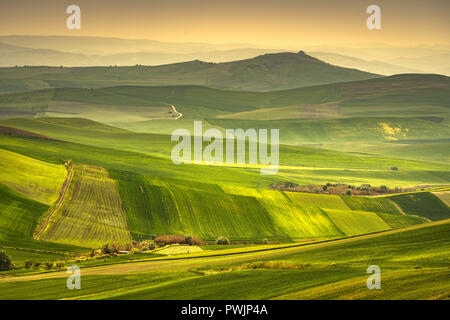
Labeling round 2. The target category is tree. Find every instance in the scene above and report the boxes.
[101,243,113,254]
[0,251,13,271]
[216,237,230,245]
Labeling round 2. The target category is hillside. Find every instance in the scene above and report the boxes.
[2,221,447,300]
[196,51,381,91]
[0,121,444,247]
[0,74,449,165]
[0,51,381,93]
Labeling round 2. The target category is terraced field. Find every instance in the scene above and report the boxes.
[39,165,132,248]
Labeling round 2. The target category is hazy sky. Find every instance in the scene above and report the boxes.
[0,0,449,46]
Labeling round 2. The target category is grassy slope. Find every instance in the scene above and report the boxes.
[0,182,48,247]
[208,116,450,145]
[131,221,450,300]
[376,213,428,229]
[39,165,132,248]
[0,148,66,205]
[0,182,85,264]
[112,171,428,242]
[1,118,448,187]
[0,52,380,93]
[387,192,450,221]
[0,121,445,243]
[0,73,447,116]
[3,220,445,300]
[340,195,401,215]
[1,76,449,165]
[323,209,390,236]
[110,171,344,241]
[433,190,450,206]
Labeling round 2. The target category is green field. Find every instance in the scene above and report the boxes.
[323,209,390,236]
[0,181,85,265]
[0,221,447,300]
[433,190,450,206]
[341,195,401,215]
[39,165,132,248]
[0,52,380,93]
[0,68,449,300]
[0,148,66,205]
[0,182,48,247]
[387,192,450,221]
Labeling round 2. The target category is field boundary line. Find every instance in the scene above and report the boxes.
[389,200,407,216]
[34,162,74,240]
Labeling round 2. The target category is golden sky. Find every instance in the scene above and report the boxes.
[0,0,449,46]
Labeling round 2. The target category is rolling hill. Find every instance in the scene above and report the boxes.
[0,119,444,248]
[0,51,381,93]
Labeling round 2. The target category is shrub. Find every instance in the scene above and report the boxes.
[24,261,33,269]
[101,243,124,254]
[130,248,140,254]
[101,243,113,255]
[153,235,203,246]
[111,243,124,253]
[154,235,185,246]
[44,262,54,270]
[137,240,157,251]
[55,261,65,269]
[0,251,13,271]
[216,237,230,245]
[184,235,202,246]
[391,166,399,171]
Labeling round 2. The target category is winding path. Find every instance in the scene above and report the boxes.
[170,104,182,120]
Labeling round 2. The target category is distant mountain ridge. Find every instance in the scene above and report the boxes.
[1,35,449,77]
[195,51,381,90]
[0,50,381,92]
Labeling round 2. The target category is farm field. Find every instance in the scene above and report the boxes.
[0,60,449,301]
[0,51,381,93]
[38,165,132,248]
[0,181,85,264]
[0,220,448,299]
[433,190,450,206]
[387,192,450,221]
[0,148,66,205]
